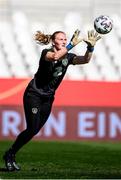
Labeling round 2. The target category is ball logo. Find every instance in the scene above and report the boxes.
[32,108,38,114]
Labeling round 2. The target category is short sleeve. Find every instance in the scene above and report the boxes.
[41,49,49,59]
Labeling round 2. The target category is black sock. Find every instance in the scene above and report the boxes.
[11,129,34,155]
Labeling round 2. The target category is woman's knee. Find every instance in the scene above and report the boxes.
[30,128,40,136]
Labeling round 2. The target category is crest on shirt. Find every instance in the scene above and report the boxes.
[62,58,68,66]
[32,108,38,114]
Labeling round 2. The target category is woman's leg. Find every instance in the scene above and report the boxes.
[11,95,53,154]
[3,92,54,171]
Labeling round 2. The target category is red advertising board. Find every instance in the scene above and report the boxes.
[0,78,121,141]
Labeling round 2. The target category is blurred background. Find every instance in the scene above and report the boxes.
[1,2,121,178]
[0,0,121,81]
[0,0,121,141]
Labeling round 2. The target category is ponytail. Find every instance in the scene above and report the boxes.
[34,31,51,45]
[34,30,65,45]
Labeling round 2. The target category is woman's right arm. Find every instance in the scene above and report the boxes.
[45,48,68,61]
[45,29,83,62]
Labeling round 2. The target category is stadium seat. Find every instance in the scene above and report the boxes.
[0,51,12,77]
[0,3,121,82]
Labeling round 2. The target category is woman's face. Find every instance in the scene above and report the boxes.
[53,32,67,50]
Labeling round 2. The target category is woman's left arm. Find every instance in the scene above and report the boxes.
[72,30,101,65]
[72,50,93,65]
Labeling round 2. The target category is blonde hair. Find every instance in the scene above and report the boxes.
[34,31,65,45]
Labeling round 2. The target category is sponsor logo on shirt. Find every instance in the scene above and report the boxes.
[53,58,68,77]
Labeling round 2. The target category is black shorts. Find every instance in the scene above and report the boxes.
[23,90,54,133]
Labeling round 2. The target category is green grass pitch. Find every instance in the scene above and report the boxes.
[0,140,121,179]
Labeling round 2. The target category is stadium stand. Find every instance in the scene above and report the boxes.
[0,0,121,81]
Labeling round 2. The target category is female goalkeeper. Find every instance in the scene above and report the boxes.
[3,29,101,171]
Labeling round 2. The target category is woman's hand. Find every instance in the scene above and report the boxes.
[70,29,83,46]
[83,30,101,47]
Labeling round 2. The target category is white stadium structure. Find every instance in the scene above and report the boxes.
[0,0,121,81]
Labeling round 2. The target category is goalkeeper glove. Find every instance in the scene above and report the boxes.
[66,29,82,51]
[83,30,101,52]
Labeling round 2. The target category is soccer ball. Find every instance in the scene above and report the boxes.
[94,15,113,34]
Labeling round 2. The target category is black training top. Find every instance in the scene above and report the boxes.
[27,48,76,97]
